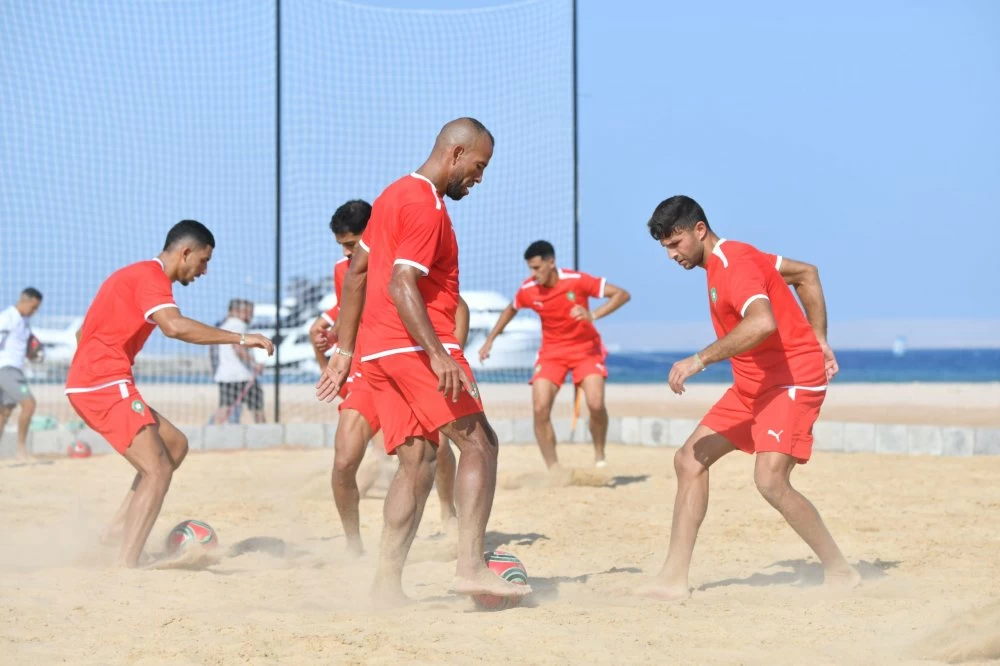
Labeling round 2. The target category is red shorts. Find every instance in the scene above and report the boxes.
[701,385,826,464]
[530,341,608,387]
[338,374,381,434]
[363,349,483,454]
[66,382,157,455]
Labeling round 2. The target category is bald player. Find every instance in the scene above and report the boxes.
[318,118,532,604]
[67,221,274,567]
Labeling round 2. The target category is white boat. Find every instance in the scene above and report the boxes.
[249,290,541,374]
[28,315,82,363]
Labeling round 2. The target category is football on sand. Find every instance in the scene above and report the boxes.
[67,441,91,458]
[166,519,219,555]
[473,550,529,611]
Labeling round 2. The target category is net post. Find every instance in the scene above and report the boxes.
[572,0,580,270]
[273,0,282,423]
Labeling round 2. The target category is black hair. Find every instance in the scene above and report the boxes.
[163,219,215,251]
[329,199,372,235]
[228,298,253,312]
[523,240,555,261]
[462,117,495,147]
[647,195,711,240]
[21,287,42,301]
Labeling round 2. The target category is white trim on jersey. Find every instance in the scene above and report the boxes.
[360,342,461,363]
[598,277,607,298]
[64,378,131,395]
[409,172,442,210]
[556,269,582,279]
[320,312,335,326]
[740,294,769,317]
[394,258,430,275]
[784,384,827,401]
[144,303,178,323]
[712,238,729,268]
[358,238,370,253]
[774,255,783,271]
[151,258,165,270]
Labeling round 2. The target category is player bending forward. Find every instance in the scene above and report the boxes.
[318,118,531,605]
[479,240,629,469]
[320,199,468,555]
[66,221,273,567]
[634,195,860,601]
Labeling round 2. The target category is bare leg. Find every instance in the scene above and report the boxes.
[372,437,437,605]
[754,452,860,588]
[579,375,608,466]
[15,397,36,460]
[357,437,392,498]
[118,425,174,567]
[252,409,266,424]
[103,409,188,545]
[435,437,458,533]
[332,409,374,556]
[634,426,735,601]
[0,407,11,454]
[440,414,533,599]
[531,379,560,469]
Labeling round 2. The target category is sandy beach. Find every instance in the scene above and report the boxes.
[20,381,1000,429]
[2,442,999,665]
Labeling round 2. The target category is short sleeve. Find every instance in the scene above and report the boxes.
[334,263,347,303]
[512,288,525,311]
[393,204,445,275]
[136,272,176,321]
[761,252,783,272]
[722,259,770,319]
[358,226,372,254]
[579,272,607,299]
[322,306,338,326]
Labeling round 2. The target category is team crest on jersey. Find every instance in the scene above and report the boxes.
[534,364,542,375]
[19,385,29,394]
[710,287,717,304]
[567,291,576,302]
[131,399,145,414]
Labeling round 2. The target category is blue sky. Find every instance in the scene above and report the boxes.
[357,0,1000,349]
[2,0,998,350]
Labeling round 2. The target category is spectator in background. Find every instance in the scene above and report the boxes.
[212,299,266,424]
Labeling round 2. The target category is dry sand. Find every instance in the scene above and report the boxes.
[23,381,1000,427]
[2,443,999,665]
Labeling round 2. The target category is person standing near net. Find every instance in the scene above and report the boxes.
[66,220,273,568]
[634,195,859,601]
[320,199,467,557]
[0,288,44,460]
[478,242,630,469]
[317,118,531,605]
[212,298,265,424]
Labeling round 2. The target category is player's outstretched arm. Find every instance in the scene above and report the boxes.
[668,299,777,394]
[151,308,274,355]
[777,256,838,379]
[592,282,631,320]
[478,303,518,363]
[455,296,471,348]
[316,248,368,401]
[390,265,472,402]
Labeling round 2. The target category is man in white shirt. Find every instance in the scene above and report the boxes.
[211,299,265,424]
[0,288,43,459]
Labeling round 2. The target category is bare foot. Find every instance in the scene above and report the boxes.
[344,539,365,558]
[632,578,691,602]
[823,565,862,590]
[595,459,607,469]
[450,568,533,598]
[370,582,414,609]
[15,449,35,462]
[143,545,221,571]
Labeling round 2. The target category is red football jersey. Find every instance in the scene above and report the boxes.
[514,269,605,353]
[357,173,461,360]
[66,259,176,391]
[321,257,350,326]
[706,239,825,396]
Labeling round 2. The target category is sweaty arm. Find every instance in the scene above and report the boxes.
[697,299,777,366]
[151,307,273,355]
[389,265,449,358]
[332,247,368,354]
[454,296,470,348]
[591,282,630,320]
[777,256,828,343]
